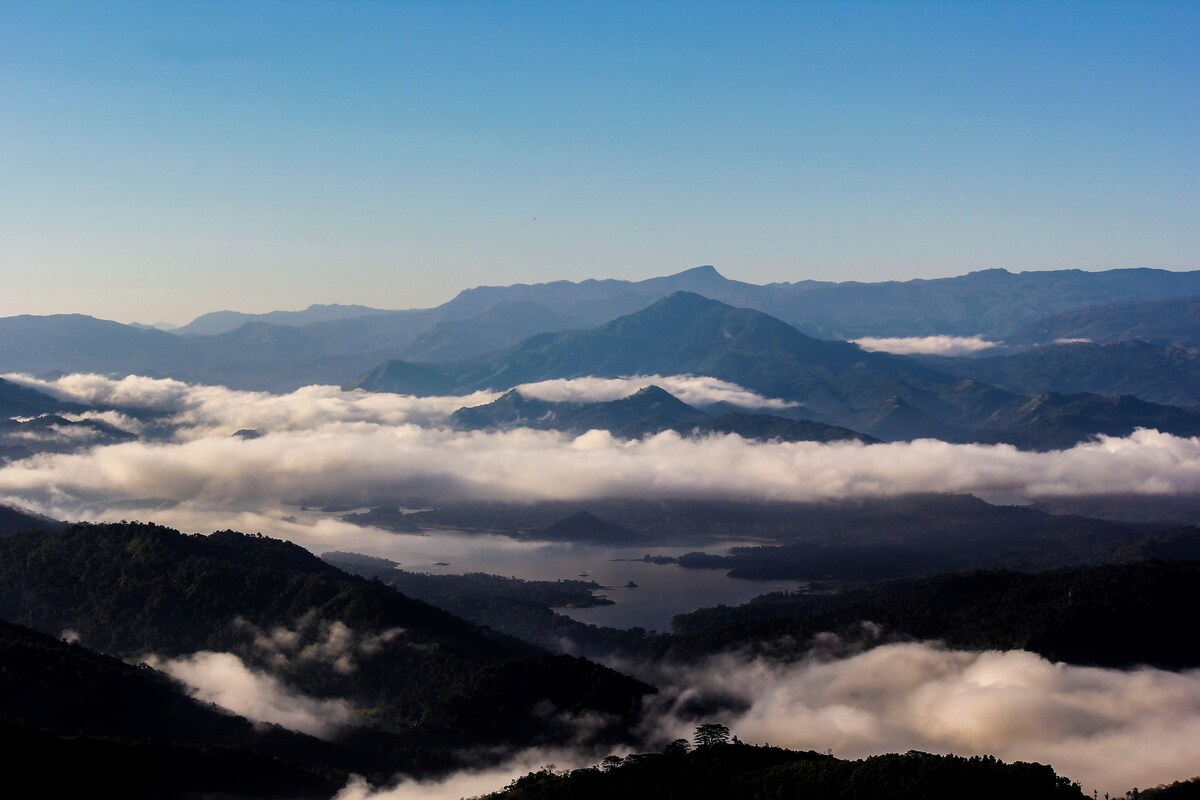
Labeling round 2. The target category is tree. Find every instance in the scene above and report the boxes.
[693,723,731,748]
[663,738,691,756]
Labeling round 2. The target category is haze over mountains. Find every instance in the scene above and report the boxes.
[3,266,1199,394]
[351,291,1200,446]
[4,264,1200,799]
[2,265,1199,457]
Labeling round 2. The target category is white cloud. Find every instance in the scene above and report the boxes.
[144,651,355,738]
[2,373,798,441]
[640,642,1200,797]
[1,372,499,439]
[2,425,1199,524]
[1054,338,1093,345]
[514,375,799,410]
[852,336,999,356]
[60,410,146,435]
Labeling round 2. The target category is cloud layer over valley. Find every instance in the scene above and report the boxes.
[3,374,1200,530]
[6,373,1200,798]
[323,641,1200,798]
[638,642,1200,796]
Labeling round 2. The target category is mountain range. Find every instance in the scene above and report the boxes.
[3,266,1200,393]
[5,283,1198,449]
[358,293,1200,445]
[451,384,876,443]
[0,522,652,755]
[925,340,1200,407]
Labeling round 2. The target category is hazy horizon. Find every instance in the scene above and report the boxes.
[4,1,1197,323]
[8,262,1200,328]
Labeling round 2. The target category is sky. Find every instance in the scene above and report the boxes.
[1,0,1197,324]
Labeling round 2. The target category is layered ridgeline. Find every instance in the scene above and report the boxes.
[0,376,139,462]
[352,293,1200,445]
[925,341,1200,407]
[328,552,1200,671]
[451,384,875,443]
[351,292,1017,441]
[0,374,86,417]
[0,524,652,777]
[3,266,1200,392]
[658,559,1200,669]
[341,493,1199,580]
[1006,294,1200,347]
[0,618,348,799]
[154,265,1200,341]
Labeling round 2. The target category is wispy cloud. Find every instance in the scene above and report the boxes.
[144,651,355,738]
[334,746,607,800]
[852,336,999,356]
[235,613,405,674]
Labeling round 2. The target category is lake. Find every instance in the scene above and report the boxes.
[344,527,800,632]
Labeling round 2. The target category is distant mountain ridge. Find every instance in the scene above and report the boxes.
[355,293,1200,446]
[451,385,876,443]
[1009,294,1200,346]
[438,265,1200,340]
[176,303,398,336]
[4,265,1199,391]
[924,341,1200,407]
[353,292,1019,440]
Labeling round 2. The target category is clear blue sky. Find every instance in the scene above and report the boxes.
[2,0,1197,323]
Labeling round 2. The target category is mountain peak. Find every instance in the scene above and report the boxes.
[668,264,725,280]
[631,384,674,399]
[539,510,638,543]
[619,384,700,413]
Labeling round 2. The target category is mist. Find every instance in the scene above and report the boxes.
[851,335,1000,356]
[144,651,355,739]
[2,416,1199,526]
[334,746,609,800]
[319,640,1200,799]
[6,373,1200,797]
[4,373,1200,545]
[630,642,1200,797]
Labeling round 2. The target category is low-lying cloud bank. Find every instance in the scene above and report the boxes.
[2,423,1198,522]
[852,335,999,356]
[640,642,1200,797]
[2,373,797,441]
[3,372,499,438]
[331,641,1200,799]
[14,372,1198,520]
[144,651,355,738]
